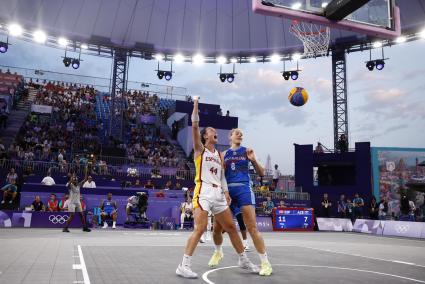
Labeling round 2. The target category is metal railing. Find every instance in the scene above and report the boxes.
[253,190,310,201]
[0,159,196,181]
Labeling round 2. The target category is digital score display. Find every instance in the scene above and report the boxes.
[272,207,314,231]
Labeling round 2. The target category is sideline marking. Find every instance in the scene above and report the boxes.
[298,245,425,268]
[202,264,425,284]
[72,245,91,284]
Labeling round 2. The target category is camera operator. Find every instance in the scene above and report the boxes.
[126,192,148,222]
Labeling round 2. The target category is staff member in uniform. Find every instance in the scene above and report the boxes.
[101,193,118,229]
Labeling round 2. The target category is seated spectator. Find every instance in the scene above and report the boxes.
[369,196,379,220]
[82,176,96,188]
[378,196,388,220]
[151,165,162,178]
[337,194,347,218]
[1,180,18,204]
[47,193,59,212]
[145,179,155,189]
[59,194,69,211]
[174,182,182,191]
[31,195,45,211]
[100,193,117,229]
[278,200,286,208]
[156,189,165,198]
[41,172,56,186]
[346,198,354,221]
[176,165,186,180]
[5,168,18,184]
[263,197,274,214]
[180,195,193,229]
[164,180,172,191]
[353,193,364,220]
[134,179,142,187]
[321,193,332,218]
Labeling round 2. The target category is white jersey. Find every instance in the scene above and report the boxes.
[195,148,222,187]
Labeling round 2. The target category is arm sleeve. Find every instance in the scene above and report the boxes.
[221,169,228,192]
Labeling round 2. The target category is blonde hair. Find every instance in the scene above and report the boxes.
[229,128,243,146]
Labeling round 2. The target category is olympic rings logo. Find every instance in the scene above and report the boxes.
[48,215,69,224]
[395,224,409,234]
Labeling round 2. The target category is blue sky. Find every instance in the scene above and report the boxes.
[1,38,425,174]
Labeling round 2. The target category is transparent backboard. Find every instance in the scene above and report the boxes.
[263,0,393,29]
[254,0,401,39]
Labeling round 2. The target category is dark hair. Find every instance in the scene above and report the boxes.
[200,128,208,145]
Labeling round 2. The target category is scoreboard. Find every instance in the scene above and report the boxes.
[272,207,314,231]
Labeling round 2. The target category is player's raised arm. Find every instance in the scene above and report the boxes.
[191,96,204,157]
[247,148,265,177]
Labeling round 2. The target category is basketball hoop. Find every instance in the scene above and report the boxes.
[290,20,331,58]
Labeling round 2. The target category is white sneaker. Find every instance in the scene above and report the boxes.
[102,222,108,229]
[244,244,252,252]
[200,235,206,243]
[112,224,116,229]
[8,200,12,204]
[176,264,198,279]
[238,257,260,273]
[1,201,4,204]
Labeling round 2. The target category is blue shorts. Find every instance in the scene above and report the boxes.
[228,185,255,215]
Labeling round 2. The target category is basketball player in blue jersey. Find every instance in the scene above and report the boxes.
[176,97,258,279]
[208,128,273,276]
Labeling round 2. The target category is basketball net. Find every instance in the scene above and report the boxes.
[290,20,331,58]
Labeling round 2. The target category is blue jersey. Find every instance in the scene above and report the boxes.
[102,200,116,213]
[224,146,251,184]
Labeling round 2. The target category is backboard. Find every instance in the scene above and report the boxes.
[253,0,401,39]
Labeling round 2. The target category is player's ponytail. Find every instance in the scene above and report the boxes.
[200,128,207,145]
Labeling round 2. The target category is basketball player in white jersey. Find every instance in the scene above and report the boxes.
[176,96,258,279]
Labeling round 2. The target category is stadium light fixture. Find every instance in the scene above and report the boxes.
[193,54,205,65]
[249,56,257,63]
[164,71,172,81]
[292,53,302,61]
[174,53,184,64]
[58,37,69,47]
[290,71,299,80]
[230,57,238,63]
[321,2,329,8]
[373,41,382,48]
[154,53,164,61]
[270,54,281,64]
[0,42,8,53]
[226,73,235,83]
[375,59,385,71]
[33,30,47,43]
[217,56,227,65]
[419,29,425,39]
[366,60,375,71]
[81,43,88,50]
[63,57,72,67]
[291,2,302,10]
[282,71,291,80]
[219,73,227,82]
[395,36,406,44]
[157,70,165,80]
[8,23,23,37]
[71,58,80,69]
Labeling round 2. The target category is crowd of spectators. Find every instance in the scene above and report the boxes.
[322,191,420,222]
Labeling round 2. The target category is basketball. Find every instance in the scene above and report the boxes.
[288,87,309,107]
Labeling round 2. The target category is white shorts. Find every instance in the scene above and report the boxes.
[193,183,228,215]
[68,202,82,213]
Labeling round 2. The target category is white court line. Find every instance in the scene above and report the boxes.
[202,264,425,284]
[75,245,91,284]
[298,245,425,268]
